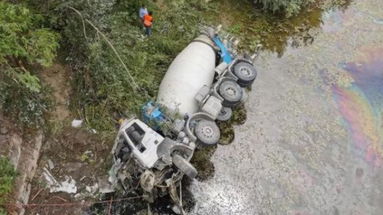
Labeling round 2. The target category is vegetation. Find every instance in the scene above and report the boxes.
[0,0,349,132]
[0,1,59,128]
[0,157,17,212]
[255,0,314,17]
[21,0,209,134]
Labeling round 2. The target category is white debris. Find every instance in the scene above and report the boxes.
[42,168,77,194]
[71,119,83,128]
[98,176,115,193]
[47,159,54,170]
[85,183,99,194]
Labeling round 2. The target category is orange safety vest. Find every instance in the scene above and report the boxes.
[143,14,153,27]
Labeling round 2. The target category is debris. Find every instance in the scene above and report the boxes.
[98,176,114,193]
[31,188,44,201]
[80,150,94,162]
[85,183,99,194]
[42,168,77,193]
[47,159,54,170]
[71,119,83,128]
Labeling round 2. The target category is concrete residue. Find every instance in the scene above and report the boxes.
[42,168,78,194]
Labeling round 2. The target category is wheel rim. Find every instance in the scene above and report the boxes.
[201,126,214,138]
[239,66,253,78]
[222,82,238,100]
[225,86,236,97]
[195,120,220,145]
[233,62,257,83]
[219,80,243,105]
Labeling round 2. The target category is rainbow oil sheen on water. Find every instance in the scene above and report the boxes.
[333,48,383,167]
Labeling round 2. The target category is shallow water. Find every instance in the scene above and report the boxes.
[190,0,383,214]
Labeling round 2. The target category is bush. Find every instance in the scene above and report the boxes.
[255,0,314,16]
[0,157,17,213]
[0,2,59,128]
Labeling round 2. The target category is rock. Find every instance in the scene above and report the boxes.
[10,132,43,215]
[8,134,23,167]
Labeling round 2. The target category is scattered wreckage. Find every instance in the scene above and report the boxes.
[109,26,259,213]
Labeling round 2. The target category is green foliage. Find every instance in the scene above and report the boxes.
[0,208,6,215]
[0,156,17,208]
[0,2,59,66]
[0,2,59,128]
[15,71,42,93]
[0,67,51,127]
[48,0,207,132]
[255,0,314,16]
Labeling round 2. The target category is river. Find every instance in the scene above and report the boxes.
[190,0,383,214]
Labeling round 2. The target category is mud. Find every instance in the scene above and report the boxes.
[189,0,383,214]
[40,64,71,122]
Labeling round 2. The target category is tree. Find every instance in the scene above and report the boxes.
[0,2,59,127]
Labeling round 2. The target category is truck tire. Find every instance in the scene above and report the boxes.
[232,62,257,87]
[217,107,232,121]
[172,154,198,178]
[194,120,220,145]
[219,79,243,107]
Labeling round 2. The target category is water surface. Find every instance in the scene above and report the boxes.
[190,0,383,214]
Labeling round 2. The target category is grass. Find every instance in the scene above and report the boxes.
[0,156,17,213]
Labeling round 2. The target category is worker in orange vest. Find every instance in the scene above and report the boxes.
[143,11,153,36]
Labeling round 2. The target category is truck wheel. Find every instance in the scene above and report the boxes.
[219,79,243,107]
[172,154,198,178]
[233,62,257,87]
[217,107,232,121]
[194,120,220,145]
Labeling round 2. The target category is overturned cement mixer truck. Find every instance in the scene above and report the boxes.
[109,26,258,212]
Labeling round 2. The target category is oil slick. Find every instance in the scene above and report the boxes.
[333,48,383,167]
